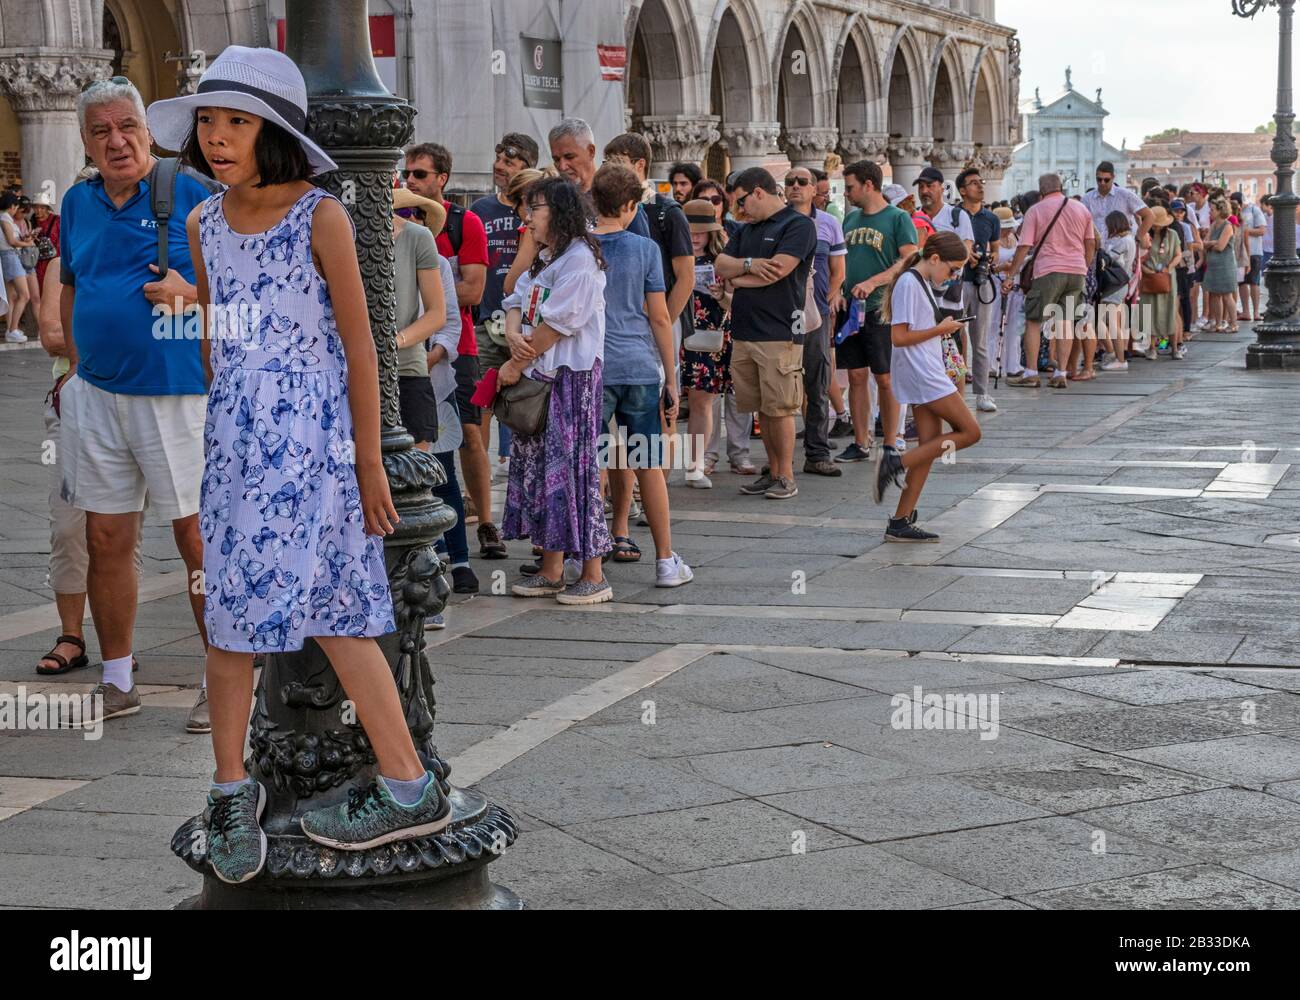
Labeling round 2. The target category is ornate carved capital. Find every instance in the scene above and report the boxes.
[888,136,934,163]
[637,115,721,165]
[931,141,976,168]
[0,48,115,113]
[969,144,1015,176]
[839,133,890,162]
[719,122,783,160]
[783,127,840,163]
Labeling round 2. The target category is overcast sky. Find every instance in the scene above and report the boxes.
[999,0,1276,150]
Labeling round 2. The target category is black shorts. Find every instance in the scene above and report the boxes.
[836,314,891,374]
[398,376,440,445]
[1246,255,1264,286]
[453,352,482,424]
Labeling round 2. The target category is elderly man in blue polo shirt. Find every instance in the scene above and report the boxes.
[58,77,212,730]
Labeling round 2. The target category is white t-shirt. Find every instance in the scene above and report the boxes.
[1190,201,1211,234]
[0,211,17,249]
[502,240,607,377]
[888,270,959,406]
[1241,203,1266,256]
[927,205,974,307]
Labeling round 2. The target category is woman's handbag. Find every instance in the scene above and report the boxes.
[17,245,38,270]
[940,335,969,387]
[683,327,724,353]
[1094,249,1130,301]
[34,234,56,262]
[492,375,553,437]
[1140,269,1171,296]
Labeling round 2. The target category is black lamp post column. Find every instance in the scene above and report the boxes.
[1239,0,1300,368]
[171,0,518,908]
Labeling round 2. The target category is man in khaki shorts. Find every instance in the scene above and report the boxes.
[1003,173,1096,388]
[57,77,212,729]
[714,168,817,500]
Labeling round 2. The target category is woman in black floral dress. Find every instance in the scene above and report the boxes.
[680,198,733,488]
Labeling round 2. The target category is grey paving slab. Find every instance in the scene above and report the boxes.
[0,731,193,780]
[1225,846,1300,891]
[578,701,805,760]
[1008,704,1248,752]
[938,898,1037,910]
[877,816,1190,896]
[1118,735,1300,791]
[475,731,739,825]
[947,626,1104,657]
[1229,636,1300,668]
[759,775,1048,843]
[475,825,653,909]
[36,773,206,817]
[672,844,992,910]
[669,742,911,797]
[1088,630,1246,665]
[433,653,628,680]
[477,610,845,649]
[1044,670,1273,706]
[914,576,1093,615]
[0,806,190,860]
[1161,691,1300,733]
[646,652,867,711]
[1075,788,1300,859]
[951,753,1225,814]
[820,621,975,652]
[1018,863,1300,909]
[433,672,593,727]
[0,852,200,909]
[566,798,856,874]
[741,649,1030,693]
[435,636,671,662]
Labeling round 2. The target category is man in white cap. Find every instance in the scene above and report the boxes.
[57,75,213,729]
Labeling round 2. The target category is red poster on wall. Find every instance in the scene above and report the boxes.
[598,45,626,82]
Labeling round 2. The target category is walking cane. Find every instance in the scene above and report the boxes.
[991,289,1008,389]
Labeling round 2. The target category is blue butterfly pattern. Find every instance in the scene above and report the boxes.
[196,187,395,653]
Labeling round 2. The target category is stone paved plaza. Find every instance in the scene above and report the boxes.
[2,328,1300,910]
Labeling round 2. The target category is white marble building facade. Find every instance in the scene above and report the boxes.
[0,0,1021,205]
[1005,69,1129,200]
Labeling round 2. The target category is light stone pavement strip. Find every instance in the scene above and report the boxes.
[3,330,1300,908]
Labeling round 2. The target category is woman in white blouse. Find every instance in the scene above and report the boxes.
[500,177,615,605]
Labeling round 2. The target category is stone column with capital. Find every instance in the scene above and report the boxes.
[782,126,839,171]
[637,114,720,178]
[838,133,890,167]
[0,48,114,208]
[720,121,785,174]
[972,145,1015,203]
[888,136,934,190]
[930,141,976,193]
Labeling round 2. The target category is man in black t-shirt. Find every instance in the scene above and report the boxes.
[715,168,817,501]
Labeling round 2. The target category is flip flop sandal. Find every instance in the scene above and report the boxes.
[611,536,642,563]
[36,634,89,676]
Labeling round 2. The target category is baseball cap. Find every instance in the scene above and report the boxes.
[913,166,945,186]
[882,183,909,206]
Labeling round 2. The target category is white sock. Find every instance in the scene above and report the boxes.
[451,561,470,570]
[102,654,133,692]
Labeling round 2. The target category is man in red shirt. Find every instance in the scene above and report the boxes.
[402,142,500,581]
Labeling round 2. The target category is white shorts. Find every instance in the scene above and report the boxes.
[59,375,205,520]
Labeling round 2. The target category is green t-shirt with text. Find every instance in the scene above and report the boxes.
[842,205,918,314]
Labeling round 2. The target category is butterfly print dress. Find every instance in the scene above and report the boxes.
[198,187,395,652]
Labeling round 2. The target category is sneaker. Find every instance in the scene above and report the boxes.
[829,416,853,439]
[1145,346,1158,361]
[477,522,508,560]
[803,459,842,477]
[872,447,906,504]
[1174,345,1188,360]
[893,437,907,454]
[1100,360,1129,372]
[1048,375,1068,389]
[739,467,775,495]
[835,442,871,463]
[186,688,211,734]
[655,553,694,588]
[1192,317,1211,331]
[63,681,140,727]
[885,516,940,542]
[206,780,268,884]
[300,773,452,851]
[451,565,479,594]
[976,395,997,413]
[686,472,713,489]
[556,578,614,605]
[4,330,28,344]
[424,613,446,630]
[1006,374,1041,387]
[765,476,799,500]
[511,573,564,598]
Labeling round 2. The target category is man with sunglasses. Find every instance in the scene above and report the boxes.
[955,167,1003,413]
[402,142,496,587]
[1082,162,1152,250]
[785,166,846,476]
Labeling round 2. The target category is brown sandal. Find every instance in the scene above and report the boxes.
[36,634,89,676]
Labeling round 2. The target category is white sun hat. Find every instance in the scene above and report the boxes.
[146,45,337,176]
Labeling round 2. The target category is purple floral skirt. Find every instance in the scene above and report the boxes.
[501,362,613,562]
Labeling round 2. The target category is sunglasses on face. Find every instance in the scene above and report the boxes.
[400,169,439,181]
[736,191,752,210]
[495,145,528,163]
[785,177,811,187]
[1096,176,1113,184]
[703,195,724,205]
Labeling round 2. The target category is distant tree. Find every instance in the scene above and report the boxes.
[1255,121,1277,134]
[1144,127,1185,143]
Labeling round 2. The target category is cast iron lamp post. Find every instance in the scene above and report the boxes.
[1236,0,1300,368]
[171,0,519,908]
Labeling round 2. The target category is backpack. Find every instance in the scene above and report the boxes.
[1094,247,1131,301]
[149,157,221,278]
[641,193,694,334]
[441,201,466,255]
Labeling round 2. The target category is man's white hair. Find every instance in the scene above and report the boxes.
[548,117,594,149]
[77,77,148,132]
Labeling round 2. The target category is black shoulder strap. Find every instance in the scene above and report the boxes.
[150,157,181,279]
[907,267,942,325]
[443,202,465,253]
[951,205,963,230]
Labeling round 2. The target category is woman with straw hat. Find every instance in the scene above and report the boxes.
[1141,204,1184,359]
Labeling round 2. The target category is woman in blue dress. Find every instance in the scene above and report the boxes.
[148,46,451,886]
